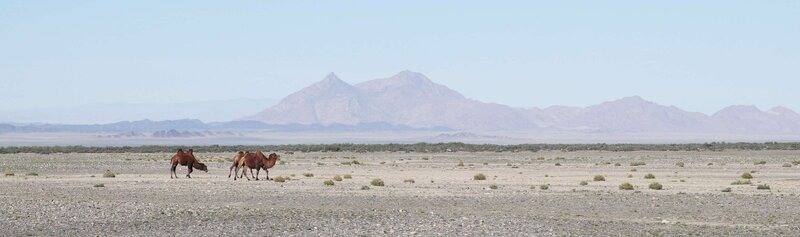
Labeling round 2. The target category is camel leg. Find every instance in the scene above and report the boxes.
[241,167,251,181]
[171,162,178,179]
[186,162,193,179]
[265,169,271,180]
[255,169,260,181]
[233,165,239,180]
[228,163,235,178]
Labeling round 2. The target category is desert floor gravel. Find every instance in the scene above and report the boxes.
[2,150,800,236]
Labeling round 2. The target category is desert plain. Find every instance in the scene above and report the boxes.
[1,150,799,236]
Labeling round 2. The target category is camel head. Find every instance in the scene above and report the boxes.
[194,162,208,172]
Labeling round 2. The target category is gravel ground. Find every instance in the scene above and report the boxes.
[1,150,800,236]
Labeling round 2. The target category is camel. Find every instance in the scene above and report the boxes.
[170,148,208,179]
[233,151,279,181]
[227,151,247,178]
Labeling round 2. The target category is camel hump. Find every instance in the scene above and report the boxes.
[177,148,183,153]
[238,151,244,154]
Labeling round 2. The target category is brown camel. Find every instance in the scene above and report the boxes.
[170,149,208,179]
[234,151,279,181]
[228,151,247,178]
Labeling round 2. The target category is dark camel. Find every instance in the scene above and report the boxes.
[170,149,208,179]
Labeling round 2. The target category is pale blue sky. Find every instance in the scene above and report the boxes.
[1,1,798,115]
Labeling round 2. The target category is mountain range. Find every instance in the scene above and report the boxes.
[243,71,800,134]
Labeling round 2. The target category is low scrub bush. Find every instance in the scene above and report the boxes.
[757,184,770,190]
[741,172,753,179]
[648,182,663,190]
[593,175,605,181]
[371,178,384,186]
[619,183,634,190]
[474,173,487,180]
[323,180,335,186]
[333,175,343,181]
[273,176,286,183]
[644,173,656,179]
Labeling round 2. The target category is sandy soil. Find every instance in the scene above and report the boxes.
[1,150,800,236]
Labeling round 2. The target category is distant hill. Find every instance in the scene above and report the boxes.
[243,71,534,130]
[243,71,800,135]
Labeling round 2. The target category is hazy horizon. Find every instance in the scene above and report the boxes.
[1,1,798,115]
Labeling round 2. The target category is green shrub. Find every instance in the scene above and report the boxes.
[333,175,343,181]
[483,162,488,165]
[340,161,352,165]
[103,171,116,178]
[676,161,685,167]
[404,179,415,184]
[648,182,663,190]
[614,163,621,166]
[489,184,498,189]
[343,174,352,179]
[721,187,732,193]
[371,179,384,186]
[757,184,770,190]
[474,173,487,180]
[93,183,105,188]
[274,176,286,183]
[457,160,464,167]
[26,172,38,176]
[630,161,646,166]
[731,180,752,185]
[627,174,633,178]
[754,160,766,165]
[644,173,656,179]
[323,180,335,186]
[303,173,314,177]
[619,183,634,190]
[593,175,605,181]
[741,172,753,179]
[579,180,588,186]
[422,157,429,160]
[554,163,561,166]
[352,160,361,165]
[782,163,792,167]
[4,171,14,176]
[539,184,549,190]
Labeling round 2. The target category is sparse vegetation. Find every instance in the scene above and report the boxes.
[630,161,646,166]
[782,163,792,167]
[303,173,314,177]
[619,183,634,190]
[627,174,633,178]
[741,172,753,179]
[579,181,588,186]
[26,172,38,176]
[555,163,561,166]
[722,187,732,192]
[103,171,116,178]
[731,180,752,185]
[757,184,770,190]
[754,160,767,165]
[323,180,335,186]
[273,176,286,183]
[457,160,464,167]
[644,173,655,179]
[371,178,385,186]
[5,171,14,176]
[474,173,487,180]
[343,174,352,179]
[648,182,663,190]
[676,161,685,167]
[489,184,498,189]
[593,175,605,181]
[333,175,343,181]
[360,185,370,190]
[93,183,105,188]
[404,179,415,184]
[539,184,549,190]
